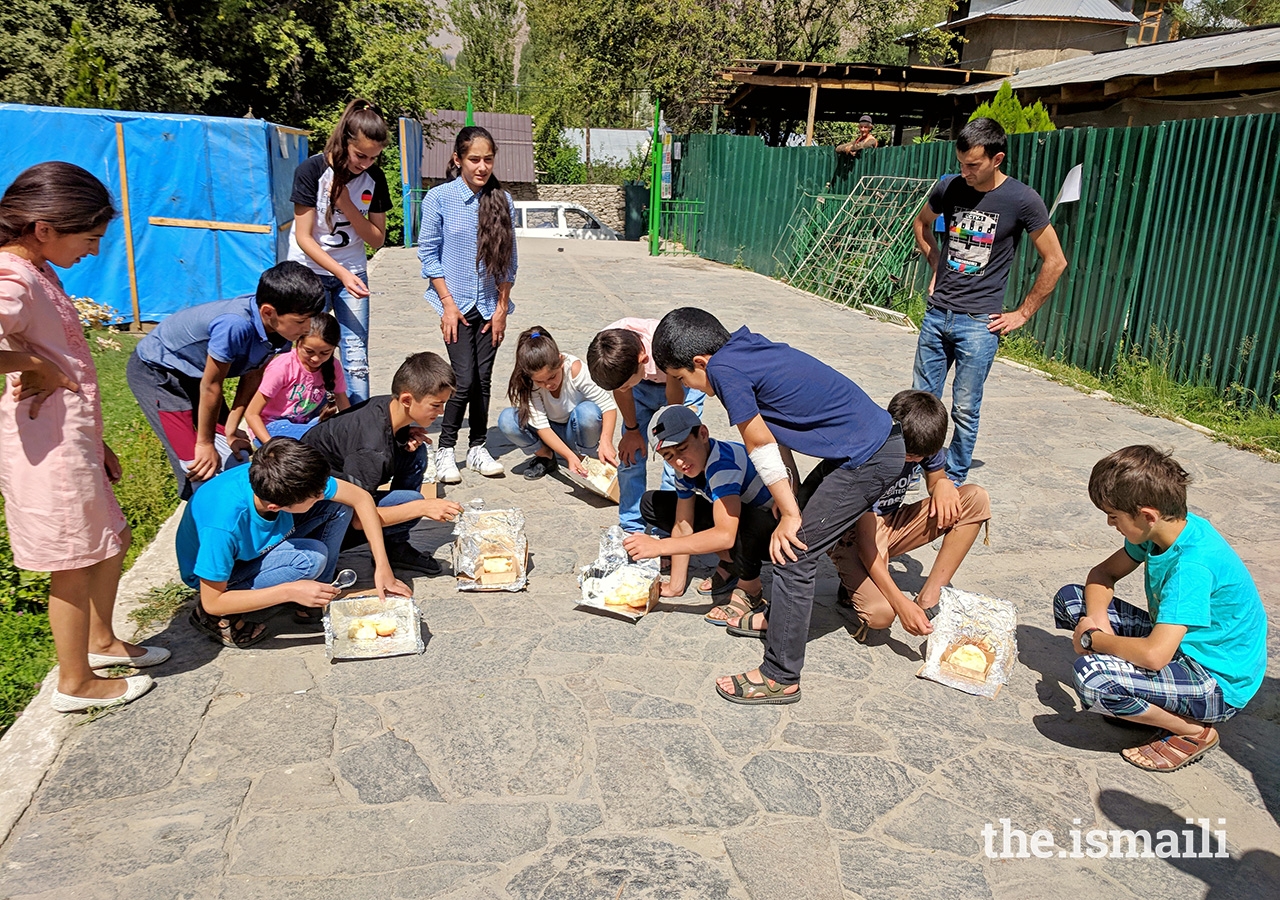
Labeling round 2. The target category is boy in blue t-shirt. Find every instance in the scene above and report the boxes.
[177,437,409,648]
[829,390,991,639]
[1056,445,1267,772]
[621,404,776,625]
[652,308,905,706]
[128,261,326,498]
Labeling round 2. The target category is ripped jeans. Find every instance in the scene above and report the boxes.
[320,271,370,404]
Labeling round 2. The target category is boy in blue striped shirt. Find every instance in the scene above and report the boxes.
[623,405,775,626]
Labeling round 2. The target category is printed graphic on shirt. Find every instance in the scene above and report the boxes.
[946,208,998,276]
[283,382,330,423]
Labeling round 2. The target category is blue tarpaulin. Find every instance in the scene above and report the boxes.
[0,103,307,323]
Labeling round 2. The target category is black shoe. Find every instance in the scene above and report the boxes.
[523,456,558,480]
[386,542,442,576]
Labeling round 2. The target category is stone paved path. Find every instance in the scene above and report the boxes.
[1,240,1277,899]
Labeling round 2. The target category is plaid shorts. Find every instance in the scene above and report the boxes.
[1053,584,1237,723]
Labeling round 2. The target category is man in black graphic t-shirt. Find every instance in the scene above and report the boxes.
[911,117,1067,484]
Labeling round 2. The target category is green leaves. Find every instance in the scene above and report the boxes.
[970,82,1057,134]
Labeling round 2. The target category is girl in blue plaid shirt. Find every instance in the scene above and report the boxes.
[417,126,518,482]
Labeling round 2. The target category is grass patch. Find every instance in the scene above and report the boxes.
[0,331,179,736]
[127,582,196,640]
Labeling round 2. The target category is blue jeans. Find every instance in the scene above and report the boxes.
[319,271,370,405]
[356,444,429,546]
[227,499,353,594]
[616,381,706,532]
[497,402,603,459]
[911,305,999,484]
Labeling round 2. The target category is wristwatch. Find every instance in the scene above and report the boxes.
[1080,628,1101,651]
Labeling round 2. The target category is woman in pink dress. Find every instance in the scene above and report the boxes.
[0,162,163,712]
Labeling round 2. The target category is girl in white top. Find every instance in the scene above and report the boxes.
[498,325,617,481]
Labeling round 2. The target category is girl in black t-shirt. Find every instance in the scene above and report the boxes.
[287,99,392,404]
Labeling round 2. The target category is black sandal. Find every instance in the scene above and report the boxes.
[189,603,268,649]
[289,604,325,628]
[696,562,739,596]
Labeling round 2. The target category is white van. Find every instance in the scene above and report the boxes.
[513,201,619,240]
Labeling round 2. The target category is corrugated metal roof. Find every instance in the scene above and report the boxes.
[942,0,1138,28]
[948,24,1280,94]
[419,110,536,183]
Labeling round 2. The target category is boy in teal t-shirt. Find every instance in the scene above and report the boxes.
[1055,445,1267,772]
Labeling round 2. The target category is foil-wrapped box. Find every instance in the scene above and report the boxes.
[568,458,619,503]
[453,506,528,592]
[324,593,423,660]
[916,586,1017,699]
[577,526,660,620]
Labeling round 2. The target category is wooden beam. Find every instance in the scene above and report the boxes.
[147,217,273,234]
[805,83,818,146]
[113,123,141,331]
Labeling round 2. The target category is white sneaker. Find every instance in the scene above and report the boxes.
[436,447,461,484]
[466,446,504,477]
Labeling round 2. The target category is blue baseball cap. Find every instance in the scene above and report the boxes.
[648,404,702,450]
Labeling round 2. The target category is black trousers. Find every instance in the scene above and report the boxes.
[761,428,905,685]
[439,307,499,450]
[639,490,776,581]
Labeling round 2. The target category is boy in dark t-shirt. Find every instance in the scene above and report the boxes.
[911,117,1067,485]
[302,352,462,576]
[653,309,905,706]
[828,390,991,640]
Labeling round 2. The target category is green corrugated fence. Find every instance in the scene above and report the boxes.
[670,117,1280,405]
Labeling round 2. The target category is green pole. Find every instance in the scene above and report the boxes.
[465,87,474,126]
[648,97,661,256]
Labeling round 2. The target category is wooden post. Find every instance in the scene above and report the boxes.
[113,123,142,332]
[805,82,819,146]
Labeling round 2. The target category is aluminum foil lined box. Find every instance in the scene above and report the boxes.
[324,593,424,660]
[916,586,1018,699]
[577,526,660,620]
[568,458,619,504]
[453,507,529,591]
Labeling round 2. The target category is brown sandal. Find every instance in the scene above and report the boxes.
[1123,727,1219,772]
[716,671,801,705]
[189,604,268,649]
[705,587,765,625]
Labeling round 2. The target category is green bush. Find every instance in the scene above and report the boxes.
[970,82,1056,134]
[0,332,178,735]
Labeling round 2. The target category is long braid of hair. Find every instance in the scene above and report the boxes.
[323,99,388,228]
[507,325,562,428]
[449,126,513,285]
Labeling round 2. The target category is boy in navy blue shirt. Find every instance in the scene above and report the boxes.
[653,308,904,705]
[621,404,776,625]
[177,437,409,648]
[128,261,326,498]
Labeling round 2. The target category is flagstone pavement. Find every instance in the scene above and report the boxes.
[0,239,1277,899]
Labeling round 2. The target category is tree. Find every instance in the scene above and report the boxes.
[1175,0,1280,37]
[970,81,1055,134]
[62,19,120,109]
[448,0,523,112]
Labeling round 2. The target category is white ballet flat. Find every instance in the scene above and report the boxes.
[86,645,171,669]
[51,674,154,713]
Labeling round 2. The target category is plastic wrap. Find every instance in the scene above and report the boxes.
[916,586,1017,699]
[324,594,424,660]
[577,526,660,620]
[453,505,529,591]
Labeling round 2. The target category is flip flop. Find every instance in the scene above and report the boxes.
[716,671,801,705]
[704,588,765,626]
[726,610,769,640]
[1123,727,1219,773]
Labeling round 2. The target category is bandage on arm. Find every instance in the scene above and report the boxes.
[739,415,800,516]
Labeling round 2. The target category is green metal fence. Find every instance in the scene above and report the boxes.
[671,117,1280,405]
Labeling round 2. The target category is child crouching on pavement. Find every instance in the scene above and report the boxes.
[178,437,410,648]
[621,404,776,624]
[1055,445,1266,772]
[828,390,990,640]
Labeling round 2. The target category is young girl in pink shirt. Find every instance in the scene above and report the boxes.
[0,162,162,713]
[244,312,350,443]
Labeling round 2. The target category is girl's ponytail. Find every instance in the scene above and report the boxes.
[0,162,116,246]
[449,126,513,284]
[506,326,562,428]
[309,313,342,393]
[324,99,389,227]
